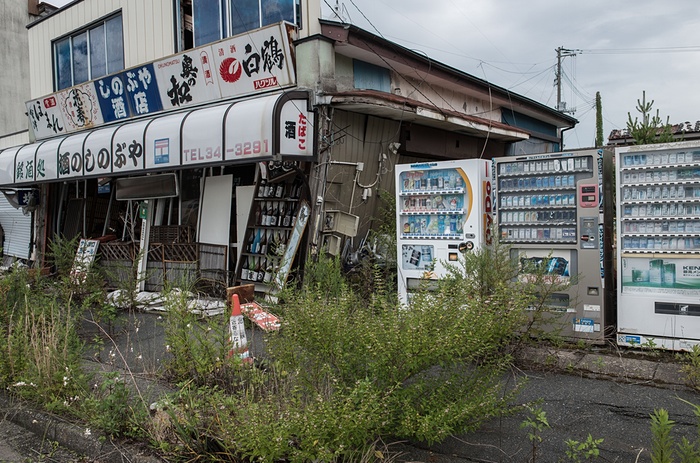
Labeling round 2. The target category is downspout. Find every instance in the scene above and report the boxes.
[559,125,575,152]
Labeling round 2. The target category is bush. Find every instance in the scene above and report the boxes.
[149,243,535,462]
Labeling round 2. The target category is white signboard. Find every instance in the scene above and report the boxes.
[278,98,312,157]
[58,83,104,132]
[212,22,296,99]
[153,46,221,110]
[26,95,68,140]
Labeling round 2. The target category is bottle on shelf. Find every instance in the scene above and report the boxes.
[240,255,249,280]
[291,178,302,199]
[275,182,284,198]
[250,229,259,254]
[266,202,274,226]
[263,258,274,284]
[255,258,264,282]
[277,201,284,225]
[246,230,255,253]
[272,202,279,226]
[254,202,262,226]
[259,229,268,255]
[282,203,292,227]
[258,178,267,198]
[247,256,257,281]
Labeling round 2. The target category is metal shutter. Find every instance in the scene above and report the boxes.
[0,196,32,260]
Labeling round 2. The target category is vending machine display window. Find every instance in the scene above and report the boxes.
[496,155,594,244]
[493,149,614,343]
[397,168,470,240]
[396,160,492,306]
[616,143,700,350]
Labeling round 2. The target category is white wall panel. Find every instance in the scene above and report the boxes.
[29,0,175,98]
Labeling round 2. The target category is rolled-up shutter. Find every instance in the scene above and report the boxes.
[0,196,32,260]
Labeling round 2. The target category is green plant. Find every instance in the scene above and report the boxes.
[521,405,550,463]
[0,268,88,410]
[564,434,603,462]
[639,338,663,359]
[343,189,398,300]
[651,409,675,463]
[161,279,237,387]
[680,345,700,390]
[89,371,142,437]
[677,436,700,463]
[593,357,605,371]
[503,245,577,346]
[626,90,675,145]
[147,246,534,462]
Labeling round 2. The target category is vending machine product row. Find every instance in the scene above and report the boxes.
[395,159,493,305]
[493,148,615,342]
[616,141,700,350]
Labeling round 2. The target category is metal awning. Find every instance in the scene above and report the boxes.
[0,91,314,188]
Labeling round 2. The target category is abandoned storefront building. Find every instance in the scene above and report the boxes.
[0,0,575,298]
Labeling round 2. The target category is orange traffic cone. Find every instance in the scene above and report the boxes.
[229,294,252,363]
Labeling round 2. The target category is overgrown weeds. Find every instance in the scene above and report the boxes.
[143,242,542,462]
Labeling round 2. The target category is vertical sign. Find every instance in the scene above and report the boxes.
[153,46,221,110]
[278,98,311,157]
[26,95,67,140]
[123,64,163,116]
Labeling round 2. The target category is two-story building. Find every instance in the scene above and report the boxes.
[0,0,576,296]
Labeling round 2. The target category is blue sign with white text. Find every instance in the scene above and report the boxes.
[95,65,163,122]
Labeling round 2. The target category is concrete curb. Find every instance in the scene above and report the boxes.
[515,346,691,389]
[0,393,163,463]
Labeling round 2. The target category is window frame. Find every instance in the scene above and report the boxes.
[186,0,300,49]
[52,11,124,91]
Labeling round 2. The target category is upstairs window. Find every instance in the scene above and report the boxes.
[353,60,391,93]
[54,14,124,91]
[184,0,299,49]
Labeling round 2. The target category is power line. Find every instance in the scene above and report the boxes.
[580,46,700,55]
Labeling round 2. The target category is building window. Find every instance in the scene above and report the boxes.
[353,60,391,93]
[54,14,124,91]
[185,0,299,49]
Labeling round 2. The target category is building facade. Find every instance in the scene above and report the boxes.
[0,0,576,295]
[0,0,57,263]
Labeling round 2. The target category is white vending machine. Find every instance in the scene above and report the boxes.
[395,159,493,305]
[616,141,700,351]
[492,149,615,343]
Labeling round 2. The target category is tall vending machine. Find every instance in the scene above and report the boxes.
[492,149,615,342]
[396,159,493,305]
[616,141,700,351]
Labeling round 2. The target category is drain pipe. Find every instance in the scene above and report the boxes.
[560,125,575,151]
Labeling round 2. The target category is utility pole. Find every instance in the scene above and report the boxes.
[555,47,580,114]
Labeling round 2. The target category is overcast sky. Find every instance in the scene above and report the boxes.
[321,0,700,150]
[48,0,700,151]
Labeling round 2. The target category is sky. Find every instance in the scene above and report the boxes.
[47,0,700,150]
[319,0,700,150]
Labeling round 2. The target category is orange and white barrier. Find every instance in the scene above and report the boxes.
[228,294,252,363]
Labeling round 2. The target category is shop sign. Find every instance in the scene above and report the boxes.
[58,83,104,132]
[94,64,163,122]
[212,23,295,99]
[28,22,296,141]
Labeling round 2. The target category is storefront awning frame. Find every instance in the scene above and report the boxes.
[0,90,315,188]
